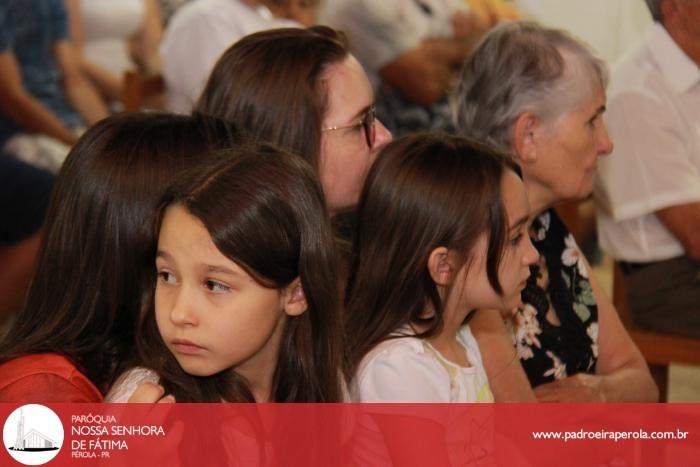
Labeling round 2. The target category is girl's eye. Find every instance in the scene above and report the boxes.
[510,233,523,247]
[158,271,176,284]
[205,280,230,293]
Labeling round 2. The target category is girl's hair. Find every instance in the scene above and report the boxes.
[344,132,520,379]
[194,26,350,173]
[138,142,343,402]
[0,112,241,392]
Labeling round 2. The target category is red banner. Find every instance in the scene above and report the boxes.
[1,403,698,466]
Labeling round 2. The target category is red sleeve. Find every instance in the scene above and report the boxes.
[0,373,102,403]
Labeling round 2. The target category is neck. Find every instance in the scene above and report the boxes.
[666,24,700,67]
[423,305,471,368]
[233,318,286,403]
[424,290,470,350]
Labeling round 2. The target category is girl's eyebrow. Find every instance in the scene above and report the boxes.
[206,265,240,277]
[156,250,172,261]
[156,250,240,276]
[509,215,529,233]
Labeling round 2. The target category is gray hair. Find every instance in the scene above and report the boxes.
[451,21,608,155]
[644,0,663,22]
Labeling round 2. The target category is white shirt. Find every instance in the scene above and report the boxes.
[105,366,159,402]
[321,0,468,88]
[351,324,493,403]
[348,325,494,466]
[595,22,700,262]
[160,0,297,113]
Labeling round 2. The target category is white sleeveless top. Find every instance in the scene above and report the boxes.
[348,324,496,466]
[80,0,145,74]
[351,324,493,403]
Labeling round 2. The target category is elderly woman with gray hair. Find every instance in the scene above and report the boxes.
[452,21,658,402]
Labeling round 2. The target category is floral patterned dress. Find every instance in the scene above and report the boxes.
[509,209,598,387]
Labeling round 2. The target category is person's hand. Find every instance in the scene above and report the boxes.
[534,373,606,402]
[127,381,175,403]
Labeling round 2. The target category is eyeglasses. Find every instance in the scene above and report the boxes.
[321,105,376,148]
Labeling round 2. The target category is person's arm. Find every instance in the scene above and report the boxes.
[655,202,700,260]
[451,8,490,39]
[128,0,164,75]
[75,55,124,102]
[379,35,479,106]
[469,310,536,401]
[533,255,658,402]
[53,39,108,126]
[340,0,482,106]
[0,50,78,145]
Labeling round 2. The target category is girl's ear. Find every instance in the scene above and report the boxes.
[512,112,539,165]
[282,277,308,316]
[427,246,454,286]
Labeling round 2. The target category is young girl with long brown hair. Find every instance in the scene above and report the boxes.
[108,142,344,403]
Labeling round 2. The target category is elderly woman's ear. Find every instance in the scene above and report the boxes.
[512,111,539,164]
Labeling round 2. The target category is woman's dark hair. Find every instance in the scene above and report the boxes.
[344,132,520,380]
[138,142,343,402]
[195,26,350,172]
[0,112,241,392]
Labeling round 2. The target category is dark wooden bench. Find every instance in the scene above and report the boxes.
[612,263,700,401]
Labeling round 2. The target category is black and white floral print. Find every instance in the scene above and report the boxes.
[511,209,598,387]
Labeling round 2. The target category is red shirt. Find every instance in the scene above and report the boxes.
[0,353,102,402]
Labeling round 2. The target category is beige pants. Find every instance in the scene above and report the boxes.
[624,255,700,338]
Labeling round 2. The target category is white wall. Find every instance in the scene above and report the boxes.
[513,0,652,64]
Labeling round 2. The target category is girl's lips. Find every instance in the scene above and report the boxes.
[171,338,205,354]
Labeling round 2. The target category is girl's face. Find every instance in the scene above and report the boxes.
[154,205,292,380]
[319,55,392,214]
[458,171,539,312]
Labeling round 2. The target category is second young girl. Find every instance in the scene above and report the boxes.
[108,142,344,403]
[345,132,539,402]
[343,132,539,466]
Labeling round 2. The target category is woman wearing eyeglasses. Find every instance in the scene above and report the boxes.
[195,26,392,215]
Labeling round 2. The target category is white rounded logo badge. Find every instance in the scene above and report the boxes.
[3,404,64,465]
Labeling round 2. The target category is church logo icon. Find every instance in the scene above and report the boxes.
[3,404,63,465]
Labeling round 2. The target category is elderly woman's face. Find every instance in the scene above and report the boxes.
[533,85,613,204]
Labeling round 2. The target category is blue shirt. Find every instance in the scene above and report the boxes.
[0,0,83,145]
